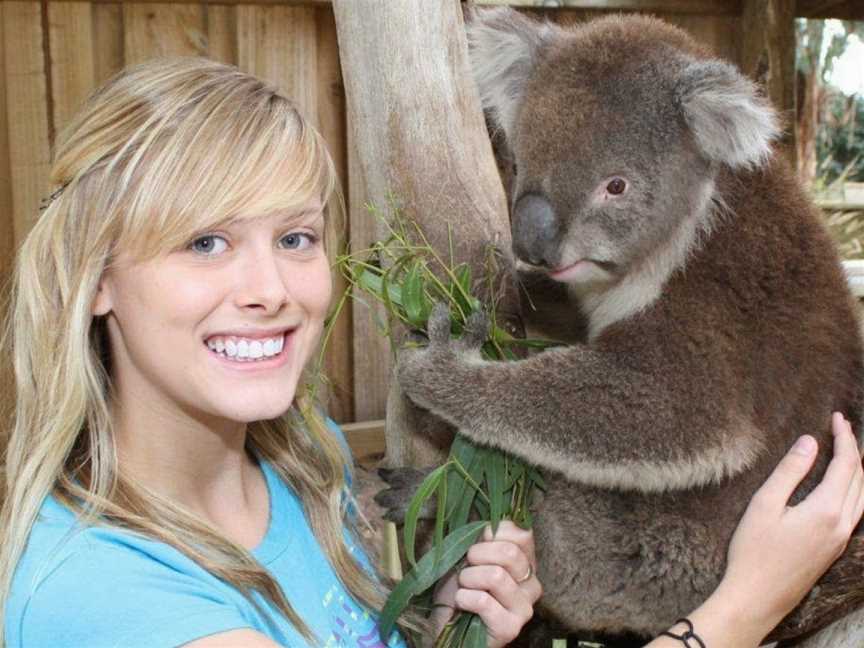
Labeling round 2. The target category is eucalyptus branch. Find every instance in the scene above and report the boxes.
[332,205,556,648]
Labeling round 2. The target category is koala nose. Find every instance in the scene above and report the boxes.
[512,194,559,268]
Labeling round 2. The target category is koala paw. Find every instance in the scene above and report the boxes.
[374,466,437,523]
[397,304,489,416]
[427,303,489,352]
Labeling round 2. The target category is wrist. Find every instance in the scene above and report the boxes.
[685,579,777,648]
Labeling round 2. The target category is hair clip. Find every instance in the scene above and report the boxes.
[39,181,70,212]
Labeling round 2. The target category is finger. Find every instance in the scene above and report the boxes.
[467,539,532,585]
[754,434,818,510]
[458,565,533,618]
[841,460,864,529]
[454,588,523,646]
[428,303,451,345]
[482,521,537,566]
[852,472,864,531]
[806,414,861,508]
[840,418,864,528]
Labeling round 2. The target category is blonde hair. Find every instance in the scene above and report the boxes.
[0,57,416,644]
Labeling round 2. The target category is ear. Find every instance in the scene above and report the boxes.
[676,59,781,170]
[466,7,558,141]
[91,275,113,317]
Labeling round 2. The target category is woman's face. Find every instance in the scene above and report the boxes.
[93,203,332,426]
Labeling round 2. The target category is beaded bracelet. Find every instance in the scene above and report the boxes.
[659,618,707,648]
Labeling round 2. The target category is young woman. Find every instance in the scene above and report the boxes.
[0,57,537,648]
[0,58,861,648]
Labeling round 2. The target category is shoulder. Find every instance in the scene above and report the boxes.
[6,497,252,648]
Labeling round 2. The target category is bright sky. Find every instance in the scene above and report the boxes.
[824,20,864,97]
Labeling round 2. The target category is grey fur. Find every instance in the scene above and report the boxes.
[677,59,782,169]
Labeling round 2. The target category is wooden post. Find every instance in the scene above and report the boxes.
[740,0,797,167]
[332,0,517,466]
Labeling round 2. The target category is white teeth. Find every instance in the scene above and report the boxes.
[237,340,249,358]
[249,341,263,358]
[206,334,287,362]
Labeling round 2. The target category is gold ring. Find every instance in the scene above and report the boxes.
[517,564,533,584]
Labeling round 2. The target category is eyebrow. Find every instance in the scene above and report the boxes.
[277,208,324,227]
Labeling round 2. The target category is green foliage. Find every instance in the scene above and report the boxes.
[817,94,864,186]
[337,207,555,648]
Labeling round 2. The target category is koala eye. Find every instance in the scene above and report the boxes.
[606,178,627,195]
[511,161,518,176]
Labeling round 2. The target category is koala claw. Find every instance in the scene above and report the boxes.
[374,466,437,523]
[461,310,490,350]
[427,303,452,345]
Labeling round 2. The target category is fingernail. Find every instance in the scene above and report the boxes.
[792,435,817,455]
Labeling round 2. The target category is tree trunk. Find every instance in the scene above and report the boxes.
[787,608,864,648]
[332,0,517,467]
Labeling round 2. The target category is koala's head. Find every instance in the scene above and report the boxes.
[468,9,780,286]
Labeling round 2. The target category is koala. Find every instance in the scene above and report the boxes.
[390,9,864,645]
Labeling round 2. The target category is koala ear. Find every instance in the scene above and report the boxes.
[676,59,781,169]
[466,8,557,141]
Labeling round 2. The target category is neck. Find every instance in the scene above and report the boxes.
[110,385,269,548]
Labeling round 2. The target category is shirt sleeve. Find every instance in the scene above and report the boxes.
[19,544,253,648]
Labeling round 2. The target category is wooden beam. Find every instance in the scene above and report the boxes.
[740,0,796,167]
[342,419,386,462]
[48,0,331,5]
[49,1,96,134]
[316,6,354,424]
[3,1,52,243]
[474,0,741,15]
[0,3,17,444]
[45,0,743,13]
[797,0,864,20]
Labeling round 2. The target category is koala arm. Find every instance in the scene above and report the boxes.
[398,306,762,493]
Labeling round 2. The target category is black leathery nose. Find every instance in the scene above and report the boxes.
[512,193,558,268]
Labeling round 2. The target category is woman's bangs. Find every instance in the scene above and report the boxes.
[117,95,335,259]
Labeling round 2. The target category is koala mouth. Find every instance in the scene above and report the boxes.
[549,259,617,283]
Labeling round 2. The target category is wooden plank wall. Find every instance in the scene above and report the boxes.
[0,1,756,427]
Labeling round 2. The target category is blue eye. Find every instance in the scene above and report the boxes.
[279,232,315,251]
[189,235,228,256]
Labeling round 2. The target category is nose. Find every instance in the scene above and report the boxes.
[234,248,290,315]
[512,194,559,268]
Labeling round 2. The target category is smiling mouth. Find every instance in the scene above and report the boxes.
[204,331,292,362]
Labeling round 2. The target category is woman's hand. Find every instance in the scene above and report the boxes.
[720,413,864,630]
[431,521,542,648]
[648,412,864,648]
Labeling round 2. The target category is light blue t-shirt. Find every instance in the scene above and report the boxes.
[5,433,408,647]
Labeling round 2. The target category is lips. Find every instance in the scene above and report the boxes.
[203,327,296,364]
[549,260,591,281]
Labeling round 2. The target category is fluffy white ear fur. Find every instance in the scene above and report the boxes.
[677,59,781,169]
[466,8,557,141]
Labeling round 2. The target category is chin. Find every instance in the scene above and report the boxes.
[215,395,297,424]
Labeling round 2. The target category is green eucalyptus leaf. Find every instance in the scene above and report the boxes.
[435,468,447,563]
[486,450,506,534]
[461,613,487,648]
[404,463,448,567]
[445,436,479,519]
[504,460,525,491]
[379,521,487,638]
[452,612,475,648]
[356,266,403,306]
[527,465,547,491]
[403,261,428,328]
